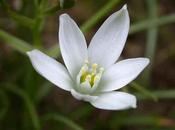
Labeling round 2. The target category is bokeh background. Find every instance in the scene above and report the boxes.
[0,0,175,130]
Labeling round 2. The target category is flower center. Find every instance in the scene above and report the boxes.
[77,60,104,88]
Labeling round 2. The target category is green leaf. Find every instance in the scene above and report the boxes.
[42,113,84,130]
[0,83,40,130]
[112,114,175,127]
[130,14,175,34]
[130,82,158,101]
[36,82,53,102]
[137,89,175,100]
[8,10,34,29]
[43,4,60,15]
[81,0,121,33]
[141,0,158,86]
[46,44,60,58]
[0,29,33,55]
[0,0,34,28]
[0,90,9,120]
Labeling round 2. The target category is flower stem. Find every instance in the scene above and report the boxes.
[0,29,33,54]
[137,89,175,100]
[1,83,41,130]
[32,0,47,48]
[0,0,34,28]
[81,0,122,33]
[0,90,9,119]
[141,0,158,86]
[130,14,175,34]
[42,113,84,130]
[130,82,157,101]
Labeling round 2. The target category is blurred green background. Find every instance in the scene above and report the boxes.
[0,0,175,130]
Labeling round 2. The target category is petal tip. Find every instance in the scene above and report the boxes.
[144,58,150,66]
[26,49,37,56]
[60,13,70,20]
[122,4,127,10]
[130,95,137,108]
[132,103,137,108]
[146,58,150,64]
[138,58,150,66]
[26,51,31,56]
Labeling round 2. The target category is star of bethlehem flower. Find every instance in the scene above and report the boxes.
[27,5,149,110]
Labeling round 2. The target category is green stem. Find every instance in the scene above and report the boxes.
[70,105,93,119]
[7,10,34,29]
[1,83,41,130]
[0,90,9,119]
[43,4,60,16]
[137,89,175,100]
[119,115,175,127]
[34,0,40,7]
[33,0,47,48]
[0,0,34,28]
[130,14,175,34]
[36,82,53,103]
[81,0,121,33]
[42,113,84,130]
[0,29,33,54]
[46,44,61,58]
[32,16,43,48]
[130,82,157,101]
[141,0,158,86]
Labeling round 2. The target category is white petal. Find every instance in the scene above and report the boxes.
[98,58,149,92]
[71,89,98,102]
[88,5,129,68]
[90,91,136,110]
[27,49,73,91]
[59,14,88,79]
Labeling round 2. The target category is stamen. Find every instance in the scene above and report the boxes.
[99,67,104,73]
[84,59,89,64]
[94,75,100,83]
[81,67,86,74]
[78,60,104,88]
[86,74,91,82]
[92,63,98,70]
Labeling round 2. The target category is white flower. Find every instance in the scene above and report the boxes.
[27,5,149,110]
